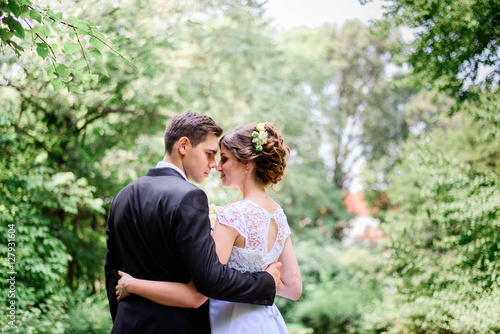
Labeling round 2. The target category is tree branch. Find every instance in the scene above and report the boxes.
[77,107,138,131]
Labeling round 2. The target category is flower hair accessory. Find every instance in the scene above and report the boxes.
[251,123,268,152]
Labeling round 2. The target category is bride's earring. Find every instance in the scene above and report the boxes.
[245,169,248,174]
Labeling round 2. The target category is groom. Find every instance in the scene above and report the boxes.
[105,112,280,333]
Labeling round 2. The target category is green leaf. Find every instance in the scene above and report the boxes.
[7,18,25,39]
[28,25,40,35]
[51,78,63,92]
[12,41,23,51]
[7,1,22,17]
[42,24,51,38]
[95,66,109,78]
[71,59,87,71]
[7,40,24,53]
[89,74,99,84]
[88,49,103,62]
[89,37,104,52]
[64,81,79,92]
[44,65,55,77]
[63,42,80,54]
[66,15,79,26]
[72,70,84,82]
[29,9,42,23]
[19,5,30,19]
[36,43,49,59]
[79,21,92,33]
[0,28,14,42]
[56,64,70,78]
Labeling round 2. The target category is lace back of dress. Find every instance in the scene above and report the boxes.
[244,205,275,252]
[217,200,291,272]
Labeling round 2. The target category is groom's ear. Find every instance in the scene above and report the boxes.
[177,137,190,155]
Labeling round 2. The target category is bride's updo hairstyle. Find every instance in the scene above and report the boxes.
[220,122,289,187]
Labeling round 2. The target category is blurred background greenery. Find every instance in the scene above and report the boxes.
[1,0,498,333]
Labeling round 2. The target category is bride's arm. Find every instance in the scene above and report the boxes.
[275,237,302,300]
[211,220,239,264]
[117,271,208,308]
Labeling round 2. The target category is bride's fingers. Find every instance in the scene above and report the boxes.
[118,270,133,281]
[116,287,124,301]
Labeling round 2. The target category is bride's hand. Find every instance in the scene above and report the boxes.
[115,270,134,301]
[265,262,282,290]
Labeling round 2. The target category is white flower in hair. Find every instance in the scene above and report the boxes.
[256,123,266,132]
[251,123,268,152]
[258,131,268,142]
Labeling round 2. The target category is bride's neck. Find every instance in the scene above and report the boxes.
[241,183,267,199]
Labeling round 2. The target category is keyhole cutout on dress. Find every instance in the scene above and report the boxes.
[267,218,278,253]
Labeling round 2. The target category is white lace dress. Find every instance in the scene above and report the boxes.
[210,200,291,334]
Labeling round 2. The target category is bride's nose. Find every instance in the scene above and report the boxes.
[216,161,222,172]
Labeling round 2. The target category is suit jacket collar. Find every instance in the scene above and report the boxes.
[155,161,187,180]
[146,167,186,179]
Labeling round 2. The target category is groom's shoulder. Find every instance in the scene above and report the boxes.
[140,172,205,198]
[116,170,196,195]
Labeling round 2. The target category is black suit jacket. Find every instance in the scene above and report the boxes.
[105,167,275,333]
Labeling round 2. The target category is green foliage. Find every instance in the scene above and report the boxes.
[281,164,350,234]
[0,103,108,331]
[363,286,500,334]
[460,89,500,138]
[280,21,415,190]
[358,0,500,332]
[0,0,128,92]
[370,114,500,333]
[375,0,500,101]
[279,232,384,334]
[63,293,112,333]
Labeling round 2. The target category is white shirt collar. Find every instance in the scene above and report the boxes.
[155,161,187,181]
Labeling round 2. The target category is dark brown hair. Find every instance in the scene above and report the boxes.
[164,112,223,154]
[220,122,289,186]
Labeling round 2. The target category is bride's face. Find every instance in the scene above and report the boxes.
[216,143,246,188]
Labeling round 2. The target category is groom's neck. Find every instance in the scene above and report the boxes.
[162,155,185,175]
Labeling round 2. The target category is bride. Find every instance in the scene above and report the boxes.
[116,122,302,333]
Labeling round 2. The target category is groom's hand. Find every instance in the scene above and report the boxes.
[265,262,282,290]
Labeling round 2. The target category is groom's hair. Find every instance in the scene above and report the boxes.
[164,112,223,154]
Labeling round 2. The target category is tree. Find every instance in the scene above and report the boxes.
[365,115,500,333]
[280,21,415,191]
[358,0,500,332]
[368,0,500,101]
[0,0,129,91]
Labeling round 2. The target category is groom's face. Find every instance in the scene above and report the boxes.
[183,134,219,184]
